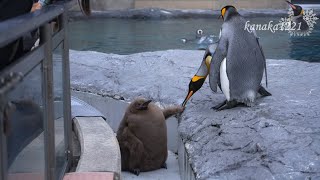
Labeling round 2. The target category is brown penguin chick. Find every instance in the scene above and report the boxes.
[117,98,184,176]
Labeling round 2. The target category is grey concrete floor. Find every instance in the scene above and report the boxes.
[9,118,65,173]
[121,151,181,180]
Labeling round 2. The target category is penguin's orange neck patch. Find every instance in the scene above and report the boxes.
[300,9,304,15]
[221,8,227,18]
[205,56,212,70]
[192,76,205,82]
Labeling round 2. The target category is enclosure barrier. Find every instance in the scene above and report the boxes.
[0,1,75,180]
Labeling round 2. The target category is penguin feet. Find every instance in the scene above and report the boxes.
[161,162,167,169]
[258,85,272,97]
[213,100,238,111]
[131,168,140,176]
[211,100,227,110]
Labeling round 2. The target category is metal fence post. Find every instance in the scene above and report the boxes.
[0,95,8,180]
[60,12,73,168]
[40,23,55,180]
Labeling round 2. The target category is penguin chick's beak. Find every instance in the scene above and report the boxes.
[286,0,297,10]
[138,100,152,110]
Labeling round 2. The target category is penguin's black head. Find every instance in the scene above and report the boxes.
[182,76,207,107]
[286,1,303,16]
[182,55,212,107]
[220,5,239,21]
[130,98,152,112]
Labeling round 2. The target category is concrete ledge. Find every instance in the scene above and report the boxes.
[73,116,121,177]
[8,173,44,180]
[70,0,287,10]
[135,0,288,10]
[178,138,196,180]
[64,172,118,180]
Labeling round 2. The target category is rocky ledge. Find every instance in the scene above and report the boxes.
[69,8,289,19]
[70,50,320,180]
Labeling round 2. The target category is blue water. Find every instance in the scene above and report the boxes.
[69,17,320,62]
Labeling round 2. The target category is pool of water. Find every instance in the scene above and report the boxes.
[69,17,320,62]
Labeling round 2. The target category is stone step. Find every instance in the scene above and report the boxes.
[73,116,121,178]
[63,172,117,180]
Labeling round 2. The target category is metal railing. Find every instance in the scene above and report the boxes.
[0,2,75,180]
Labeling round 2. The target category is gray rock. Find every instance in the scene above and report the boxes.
[70,50,320,180]
[68,8,288,20]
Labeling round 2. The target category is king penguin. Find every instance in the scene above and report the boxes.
[286,1,309,33]
[182,5,271,110]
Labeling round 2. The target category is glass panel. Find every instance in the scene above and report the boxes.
[6,63,45,180]
[53,42,66,179]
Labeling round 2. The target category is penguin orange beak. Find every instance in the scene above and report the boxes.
[286,0,297,10]
[182,91,194,107]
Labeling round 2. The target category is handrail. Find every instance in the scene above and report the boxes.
[0,0,77,47]
[0,45,45,78]
[0,6,63,47]
[0,1,73,180]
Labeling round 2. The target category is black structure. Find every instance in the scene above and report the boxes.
[0,1,75,180]
[292,0,320,4]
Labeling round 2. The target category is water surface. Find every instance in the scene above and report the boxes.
[69,17,320,62]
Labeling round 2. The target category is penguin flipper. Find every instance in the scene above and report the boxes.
[209,35,228,92]
[121,127,144,172]
[162,106,184,119]
[258,85,272,97]
[116,114,129,139]
[255,36,268,88]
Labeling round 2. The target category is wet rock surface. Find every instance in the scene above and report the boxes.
[70,50,320,180]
